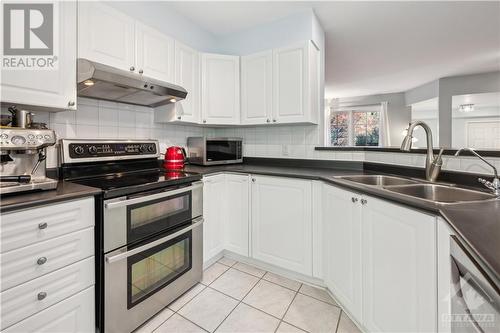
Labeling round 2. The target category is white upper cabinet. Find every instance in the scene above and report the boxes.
[173,41,200,123]
[1,1,77,111]
[201,53,240,125]
[224,174,250,257]
[135,22,175,81]
[78,1,135,72]
[323,185,363,323]
[251,175,312,275]
[241,51,273,125]
[361,196,437,333]
[273,41,319,124]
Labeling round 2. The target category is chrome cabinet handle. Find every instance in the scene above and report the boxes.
[37,292,47,300]
[351,197,358,203]
[360,199,367,205]
[105,182,202,209]
[38,222,48,229]
[130,66,135,72]
[37,257,47,265]
[251,178,256,182]
[67,101,75,107]
[177,116,181,120]
[138,69,143,74]
[203,120,207,123]
[105,217,204,263]
[266,119,270,123]
[272,119,277,123]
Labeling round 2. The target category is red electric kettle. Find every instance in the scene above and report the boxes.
[164,146,187,170]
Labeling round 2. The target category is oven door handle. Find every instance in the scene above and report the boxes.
[105,217,204,264]
[104,182,202,209]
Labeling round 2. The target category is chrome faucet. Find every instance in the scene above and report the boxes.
[401,120,444,182]
[455,148,500,197]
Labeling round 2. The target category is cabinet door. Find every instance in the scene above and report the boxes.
[201,53,240,125]
[78,1,135,72]
[0,1,77,111]
[273,42,308,123]
[273,41,319,124]
[136,22,175,82]
[251,176,312,275]
[362,196,437,333]
[202,175,226,263]
[174,42,200,123]
[225,174,249,256]
[241,51,273,125]
[323,185,362,323]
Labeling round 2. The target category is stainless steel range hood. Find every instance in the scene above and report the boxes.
[77,59,187,108]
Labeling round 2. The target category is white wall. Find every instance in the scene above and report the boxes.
[104,1,219,52]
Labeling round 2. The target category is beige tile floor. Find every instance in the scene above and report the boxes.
[135,257,362,333]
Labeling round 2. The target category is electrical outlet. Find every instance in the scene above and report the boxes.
[282,144,289,156]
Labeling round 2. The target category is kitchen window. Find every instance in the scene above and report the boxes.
[328,104,385,147]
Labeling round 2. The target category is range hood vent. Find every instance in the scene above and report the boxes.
[77,58,187,108]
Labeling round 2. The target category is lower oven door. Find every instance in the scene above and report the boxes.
[104,217,203,333]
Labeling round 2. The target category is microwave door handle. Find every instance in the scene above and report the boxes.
[104,182,202,209]
[105,217,204,264]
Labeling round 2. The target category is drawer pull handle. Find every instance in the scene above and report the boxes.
[37,292,47,301]
[37,257,47,265]
[38,222,47,229]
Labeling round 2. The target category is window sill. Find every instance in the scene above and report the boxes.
[314,146,500,157]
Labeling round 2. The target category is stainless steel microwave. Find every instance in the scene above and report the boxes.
[187,137,243,165]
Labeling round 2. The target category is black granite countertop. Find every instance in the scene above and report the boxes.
[0,181,102,213]
[185,160,500,285]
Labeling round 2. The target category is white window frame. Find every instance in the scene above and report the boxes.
[328,105,383,147]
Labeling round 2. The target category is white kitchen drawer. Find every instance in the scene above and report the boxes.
[1,197,94,253]
[2,286,95,333]
[0,257,94,330]
[1,228,94,291]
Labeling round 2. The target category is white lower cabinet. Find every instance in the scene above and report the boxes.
[250,175,312,275]
[203,174,226,263]
[323,185,363,322]
[0,197,95,332]
[322,183,437,332]
[361,195,437,333]
[225,174,250,256]
[2,286,95,333]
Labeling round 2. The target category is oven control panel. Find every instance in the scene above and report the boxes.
[68,142,157,158]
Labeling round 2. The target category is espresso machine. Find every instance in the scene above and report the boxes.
[0,107,58,194]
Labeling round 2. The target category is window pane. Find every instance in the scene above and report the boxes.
[353,111,380,146]
[330,111,349,146]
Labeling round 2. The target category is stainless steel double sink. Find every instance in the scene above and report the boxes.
[337,175,497,204]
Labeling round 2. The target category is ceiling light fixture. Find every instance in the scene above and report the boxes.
[458,104,474,112]
[169,98,176,103]
[83,79,95,86]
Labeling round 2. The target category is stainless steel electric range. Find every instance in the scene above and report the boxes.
[59,139,203,333]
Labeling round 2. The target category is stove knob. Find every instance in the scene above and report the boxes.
[73,145,84,155]
[88,146,98,154]
[147,145,155,153]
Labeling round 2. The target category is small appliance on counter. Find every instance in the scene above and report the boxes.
[164,146,187,170]
[187,137,243,165]
[59,139,203,333]
[0,107,57,194]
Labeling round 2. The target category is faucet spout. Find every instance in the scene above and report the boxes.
[455,148,499,196]
[400,120,442,182]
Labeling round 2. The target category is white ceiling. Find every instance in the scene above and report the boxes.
[168,1,500,98]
